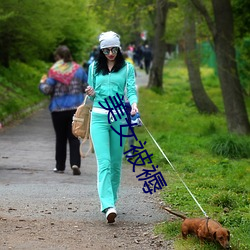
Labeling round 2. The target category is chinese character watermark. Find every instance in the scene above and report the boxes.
[98,95,167,194]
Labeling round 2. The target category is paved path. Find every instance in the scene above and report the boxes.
[0,71,172,249]
[135,68,149,88]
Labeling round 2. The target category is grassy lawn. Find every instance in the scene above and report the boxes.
[135,58,250,250]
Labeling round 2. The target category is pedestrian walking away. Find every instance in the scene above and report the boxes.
[85,31,138,223]
[143,44,153,75]
[39,45,88,175]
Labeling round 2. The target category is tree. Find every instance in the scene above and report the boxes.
[91,0,156,48]
[0,0,98,66]
[191,0,250,134]
[184,1,218,114]
[232,0,250,96]
[232,0,250,40]
[148,0,177,89]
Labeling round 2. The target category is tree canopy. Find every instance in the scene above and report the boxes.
[0,0,99,66]
[0,0,249,134]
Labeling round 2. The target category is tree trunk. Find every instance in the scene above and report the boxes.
[184,4,218,114]
[147,0,169,89]
[212,0,250,134]
[191,0,250,134]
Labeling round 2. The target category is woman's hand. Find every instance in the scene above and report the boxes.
[131,103,138,116]
[85,86,96,97]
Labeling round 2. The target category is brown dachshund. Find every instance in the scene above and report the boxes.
[162,207,231,249]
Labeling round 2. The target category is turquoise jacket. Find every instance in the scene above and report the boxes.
[87,62,138,109]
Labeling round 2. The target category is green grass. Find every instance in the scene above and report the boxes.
[0,60,50,123]
[135,58,250,250]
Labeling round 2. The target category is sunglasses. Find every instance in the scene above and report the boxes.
[102,47,119,55]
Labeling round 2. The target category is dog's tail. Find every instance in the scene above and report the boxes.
[161,206,187,220]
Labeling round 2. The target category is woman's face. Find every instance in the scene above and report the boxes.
[102,47,118,61]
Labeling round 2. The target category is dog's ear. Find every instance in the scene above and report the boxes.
[227,230,230,240]
[213,231,217,240]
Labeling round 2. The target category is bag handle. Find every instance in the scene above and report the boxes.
[83,94,88,105]
[79,137,94,158]
[79,112,94,158]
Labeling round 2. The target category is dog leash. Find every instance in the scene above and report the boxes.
[139,118,209,218]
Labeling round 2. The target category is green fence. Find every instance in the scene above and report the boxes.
[198,41,217,74]
[198,39,250,95]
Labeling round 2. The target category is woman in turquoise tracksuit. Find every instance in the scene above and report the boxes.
[86,31,138,223]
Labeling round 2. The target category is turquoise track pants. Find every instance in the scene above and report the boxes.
[90,111,128,212]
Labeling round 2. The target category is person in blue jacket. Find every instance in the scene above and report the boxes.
[86,31,138,223]
[39,45,88,175]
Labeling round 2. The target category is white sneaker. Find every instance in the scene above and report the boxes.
[72,165,81,175]
[126,151,133,160]
[127,152,133,157]
[53,168,64,173]
[105,207,117,223]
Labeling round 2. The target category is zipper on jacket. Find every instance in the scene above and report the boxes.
[108,72,111,98]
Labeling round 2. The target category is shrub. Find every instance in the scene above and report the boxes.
[210,135,250,159]
[210,191,237,209]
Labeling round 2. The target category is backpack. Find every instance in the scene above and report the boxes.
[72,95,93,158]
